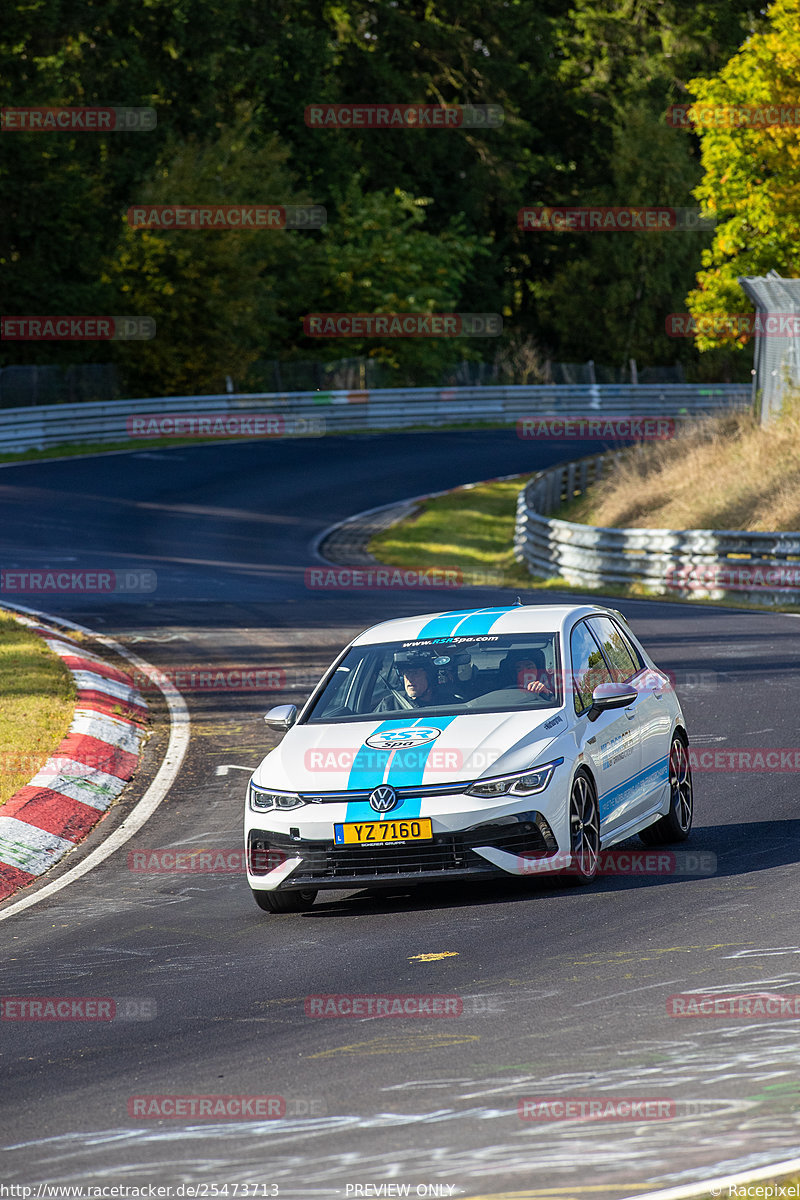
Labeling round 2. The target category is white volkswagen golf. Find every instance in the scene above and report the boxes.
[245,604,693,912]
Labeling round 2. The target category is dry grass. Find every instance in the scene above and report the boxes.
[561,399,800,531]
[0,611,75,807]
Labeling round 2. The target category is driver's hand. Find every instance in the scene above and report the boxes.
[524,680,550,694]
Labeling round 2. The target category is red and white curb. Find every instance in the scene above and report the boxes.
[0,616,150,899]
[0,607,189,915]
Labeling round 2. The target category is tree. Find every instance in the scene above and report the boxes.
[104,119,325,395]
[302,181,490,385]
[0,0,257,367]
[685,0,800,352]
[519,0,760,373]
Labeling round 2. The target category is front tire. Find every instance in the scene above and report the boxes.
[251,887,318,913]
[639,734,693,845]
[563,769,600,885]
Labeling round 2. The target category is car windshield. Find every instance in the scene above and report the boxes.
[303,634,561,724]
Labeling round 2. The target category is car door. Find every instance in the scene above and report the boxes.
[589,615,672,816]
[569,619,643,837]
[587,614,671,820]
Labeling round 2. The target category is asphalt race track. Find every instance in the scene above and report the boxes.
[2,431,800,1199]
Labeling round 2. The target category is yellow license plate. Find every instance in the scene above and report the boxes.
[335,818,433,845]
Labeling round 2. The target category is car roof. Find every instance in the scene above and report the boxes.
[351,604,626,646]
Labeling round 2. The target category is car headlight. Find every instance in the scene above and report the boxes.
[466,758,563,798]
[248,783,303,811]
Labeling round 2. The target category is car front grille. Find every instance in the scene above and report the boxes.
[248,818,553,882]
[298,781,470,803]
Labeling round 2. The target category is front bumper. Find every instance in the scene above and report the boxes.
[246,811,561,891]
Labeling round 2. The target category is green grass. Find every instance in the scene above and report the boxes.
[0,611,75,806]
[369,476,535,590]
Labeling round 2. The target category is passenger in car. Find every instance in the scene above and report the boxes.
[497,650,556,700]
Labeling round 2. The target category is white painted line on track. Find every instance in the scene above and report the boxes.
[0,603,190,922]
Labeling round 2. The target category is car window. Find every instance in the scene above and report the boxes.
[610,618,644,671]
[569,621,613,715]
[302,634,561,723]
[587,616,640,682]
[311,661,359,719]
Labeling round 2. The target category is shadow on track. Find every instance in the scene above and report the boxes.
[293,817,800,917]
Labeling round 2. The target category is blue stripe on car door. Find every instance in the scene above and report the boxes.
[597,754,670,819]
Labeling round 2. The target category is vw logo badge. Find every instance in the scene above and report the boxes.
[369,784,399,813]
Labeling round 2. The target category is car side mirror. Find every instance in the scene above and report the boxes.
[264,704,297,732]
[586,682,638,723]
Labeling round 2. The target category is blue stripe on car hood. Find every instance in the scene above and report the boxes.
[344,714,457,822]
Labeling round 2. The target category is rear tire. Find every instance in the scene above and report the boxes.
[251,887,318,913]
[639,734,693,845]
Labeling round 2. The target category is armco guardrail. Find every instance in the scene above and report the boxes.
[0,383,750,453]
[514,453,800,605]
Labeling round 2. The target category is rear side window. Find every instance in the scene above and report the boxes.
[587,616,640,682]
[569,621,613,715]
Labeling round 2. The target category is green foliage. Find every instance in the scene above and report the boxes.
[0,0,779,388]
[685,0,800,351]
[305,182,489,383]
[104,119,323,395]
[531,101,712,365]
